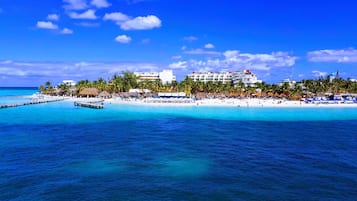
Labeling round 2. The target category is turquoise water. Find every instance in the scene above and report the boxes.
[0,87,38,104]
[1,88,357,200]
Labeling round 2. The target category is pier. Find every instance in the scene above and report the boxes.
[0,98,65,109]
[74,101,104,109]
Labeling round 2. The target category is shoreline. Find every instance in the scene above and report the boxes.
[49,96,357,108]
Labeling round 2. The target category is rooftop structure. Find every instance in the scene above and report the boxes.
[134,70,176,84]
[62,80,76,87]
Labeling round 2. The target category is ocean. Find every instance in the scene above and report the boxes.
[1,88,357,201]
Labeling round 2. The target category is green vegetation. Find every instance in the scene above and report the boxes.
[39,72,357,99]
[39,81,55,95]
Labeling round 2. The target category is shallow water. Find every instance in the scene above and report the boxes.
[1,88,357,200]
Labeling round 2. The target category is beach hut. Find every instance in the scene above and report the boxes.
[79,88,99,97]
[98,91,111,99]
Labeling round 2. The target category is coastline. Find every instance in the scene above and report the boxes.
[49,96,357,108]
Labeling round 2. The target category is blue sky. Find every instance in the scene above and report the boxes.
[1,0,357,86]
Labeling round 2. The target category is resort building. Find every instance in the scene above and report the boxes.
[188,72,233,83]
[278,79,297,89]
[62,80,76,87]
[134,70,176,84]
[187,70,261,87]
[232,70,262,87]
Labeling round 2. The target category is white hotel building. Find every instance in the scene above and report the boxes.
[188,70,262,87]
[134,70,176,84]
[188,72,233,83]
[232,70,262,87]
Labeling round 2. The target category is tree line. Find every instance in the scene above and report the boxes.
[39,72,357,100]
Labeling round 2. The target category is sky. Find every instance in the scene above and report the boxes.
[1,0,357,86]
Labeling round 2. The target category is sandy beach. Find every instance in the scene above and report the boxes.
[55,96,357,108]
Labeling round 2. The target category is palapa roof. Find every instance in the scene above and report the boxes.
[79,88,99,96]
[98,91,111,97]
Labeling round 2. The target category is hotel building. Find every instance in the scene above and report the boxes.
[187,70,261,87]
[188,72,233,83]
[232,70,262,87]
[134,70,176,84]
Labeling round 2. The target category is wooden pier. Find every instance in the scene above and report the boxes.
[74,101,104,109]
[0,98,65,109]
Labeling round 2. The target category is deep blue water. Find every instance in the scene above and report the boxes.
[1,89,357,201]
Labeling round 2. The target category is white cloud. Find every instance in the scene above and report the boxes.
[61,28,74,34]
[47,14,59,21]
[120,15,161,30]
[63,0,87,10]
[222,50,297,70]
[170,50,297,73]
[181,45,187,50]
[169,61,187,69]
[183,36,198,42]
[0,67,27,76]
[0,60,163,86]
[307,48,357,63]
[115,35,132,43]
[36,21,58,30]
[204,43,214,49]
[184,48,221,56]
[91,0,111,8]
[171,55,182,60]
[69,9,97,20]
[312,70,328,77]
[103,12,131,23]
[75,22,100,27]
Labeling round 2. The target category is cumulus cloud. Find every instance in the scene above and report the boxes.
[91,0,111,8]
[312,70,328,77]
[103,12,131,23]
[69,9,97,20]
[204,43,214,49]
[0,60,162,86]
[307,48,357,63]
[183,36,198,42]
[63,0,87,10]
[120,15,161,30]
[115,35,132,43]
[170,50,297,73]
[169,61,187,69]
[36,21,58,29]
[61,28,74,34]
[184,49,221,56]
[222,50,297,70]
[47,14,59,21]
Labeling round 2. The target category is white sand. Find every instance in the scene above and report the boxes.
[38,94,357,108]
[104,97,357,108]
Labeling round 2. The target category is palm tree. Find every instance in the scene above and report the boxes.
[122,71,138,92]
[45,81,52,89]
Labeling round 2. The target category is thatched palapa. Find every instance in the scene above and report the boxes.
[98,91,111,99]
[79,88,99,97]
